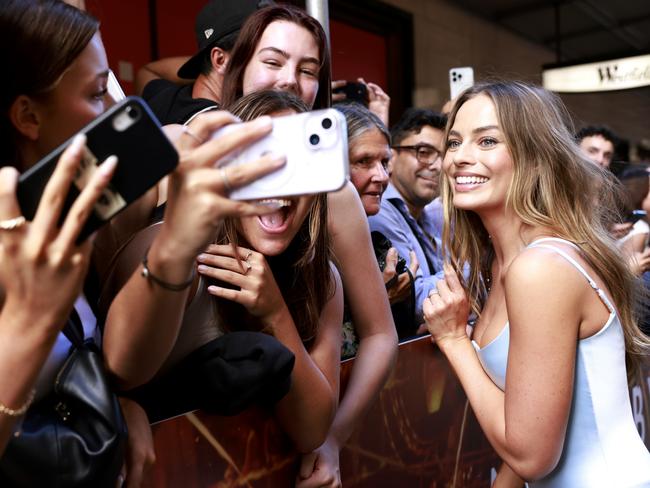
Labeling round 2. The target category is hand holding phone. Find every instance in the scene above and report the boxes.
[332,81,370,106]
[17,97,178,241]
[0,135,117,327]
[212,108,349,201]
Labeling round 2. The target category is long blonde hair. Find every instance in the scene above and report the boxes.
[441,81,649,365]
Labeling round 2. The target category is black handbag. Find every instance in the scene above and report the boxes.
[0,314,128,487]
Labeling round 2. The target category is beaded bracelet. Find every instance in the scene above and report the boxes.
[0,389,36,417]
[141,249,195,292]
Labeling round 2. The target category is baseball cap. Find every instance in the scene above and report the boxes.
[177,0,274,79]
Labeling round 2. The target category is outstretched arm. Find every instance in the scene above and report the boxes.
[134,57,191,95]
[102,113,286,389]
[297,183,398,486]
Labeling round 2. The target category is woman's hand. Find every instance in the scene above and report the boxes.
[360,78,390,126]
[628,247,650,276]
[296,437,342,488]
[196,244,287,325]
[157,112,287,263]
[422,264,470,349]
[118,398,155,488]
[0,134,116,331]
[331,78,390,126]
[610,221,633,240]
[383,249,418,304]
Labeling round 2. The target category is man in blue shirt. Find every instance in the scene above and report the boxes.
[368,109,447,324]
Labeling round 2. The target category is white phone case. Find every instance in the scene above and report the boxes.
[449,67,474,100]
[217,109,350,200]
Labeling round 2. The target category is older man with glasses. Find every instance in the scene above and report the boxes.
[368,108,447,328]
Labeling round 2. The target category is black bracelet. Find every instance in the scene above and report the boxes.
[141,249,194,292]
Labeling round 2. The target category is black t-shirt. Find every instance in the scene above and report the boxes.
[142,79,219,126]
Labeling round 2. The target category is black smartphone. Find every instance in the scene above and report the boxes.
[626,209,647,224]
[17,97,178,241]
[333,81,369,106]
[372,231,407,276]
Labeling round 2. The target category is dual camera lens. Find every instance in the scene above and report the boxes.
[309,117,333,146]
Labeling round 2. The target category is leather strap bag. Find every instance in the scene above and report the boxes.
[0,315,128,487]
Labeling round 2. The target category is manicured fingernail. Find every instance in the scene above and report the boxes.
[271,155,287,167]
[197,253,207,262]
[70,133,87,153]
[197,264,208,273]
[99,155,118,176]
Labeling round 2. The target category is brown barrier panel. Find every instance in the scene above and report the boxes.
[145,336,650,487]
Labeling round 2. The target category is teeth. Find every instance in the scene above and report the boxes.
[456,175,488,185]
[258,198,292,207]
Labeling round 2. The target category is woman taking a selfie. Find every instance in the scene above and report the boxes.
[424,81,650,487]
[103,90,342,453]
[220,7,398,485]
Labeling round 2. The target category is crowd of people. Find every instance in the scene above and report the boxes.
[2,0,650,487]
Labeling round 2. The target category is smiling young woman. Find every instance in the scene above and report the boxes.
[426,81,650,487]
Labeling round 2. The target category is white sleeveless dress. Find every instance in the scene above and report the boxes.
[472,238,650,487]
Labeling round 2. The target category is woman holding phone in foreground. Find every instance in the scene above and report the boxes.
[2,0,284,484]
[424,81,650,486]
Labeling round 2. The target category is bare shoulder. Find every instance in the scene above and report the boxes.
[505,245,587,304]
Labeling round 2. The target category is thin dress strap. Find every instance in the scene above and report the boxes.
[527,238,615,314]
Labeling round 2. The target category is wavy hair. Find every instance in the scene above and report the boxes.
[441,81,649,366]
[221,4,331,110]
[215,90,332,344]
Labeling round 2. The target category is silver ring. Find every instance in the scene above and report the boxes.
[182,125,204,144]
[220,168,232,193]
[0,216,26,231]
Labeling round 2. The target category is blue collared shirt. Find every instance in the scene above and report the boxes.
[368,184,445,321]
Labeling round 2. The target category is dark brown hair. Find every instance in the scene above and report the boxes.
[1,0,99,166]
[215,90,333,344]
[221,4,331,110]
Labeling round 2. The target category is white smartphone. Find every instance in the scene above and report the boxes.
[449,67,474,100]
[107,70,126,103]
[215,108,349,200]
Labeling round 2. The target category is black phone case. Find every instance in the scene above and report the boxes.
[334,82,369,105]
[17,97,178,241]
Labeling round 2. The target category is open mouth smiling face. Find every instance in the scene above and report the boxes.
[238,195,315,256]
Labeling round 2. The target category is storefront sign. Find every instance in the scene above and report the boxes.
[543,54,650,92]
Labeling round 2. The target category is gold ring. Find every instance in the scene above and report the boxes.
[0,216,26,231]
[182,125,204,144]
[220,168,232,193]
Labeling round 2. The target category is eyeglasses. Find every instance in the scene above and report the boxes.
[392,144,441,165]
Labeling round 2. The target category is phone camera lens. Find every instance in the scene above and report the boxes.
[309,134,320,145]
[126,106,140,119]
[321,118,332,129]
